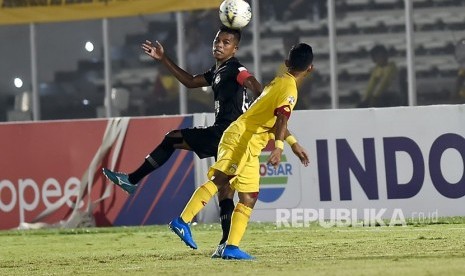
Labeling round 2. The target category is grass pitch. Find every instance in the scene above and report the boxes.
[1,220,465,275]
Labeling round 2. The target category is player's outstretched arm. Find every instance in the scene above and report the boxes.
[290,142,309,167]
[283,129,309,167]
[142,40,208,88]
[142,40,165,61]
[243,76,262,98]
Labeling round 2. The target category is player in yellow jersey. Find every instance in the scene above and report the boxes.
[169,43,314,260]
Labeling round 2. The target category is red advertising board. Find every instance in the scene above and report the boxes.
[0,116,195,230]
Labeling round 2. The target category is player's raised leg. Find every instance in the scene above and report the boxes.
[102,168,137,195]
[103,130,187,194]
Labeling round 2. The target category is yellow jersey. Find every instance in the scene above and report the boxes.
[223,72,298,155]
[277,63,305,87]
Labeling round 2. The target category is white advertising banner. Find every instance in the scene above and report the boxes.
[195,105,465,223]
[252,105,465,223]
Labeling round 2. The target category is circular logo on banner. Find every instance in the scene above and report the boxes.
[258,149,293,203]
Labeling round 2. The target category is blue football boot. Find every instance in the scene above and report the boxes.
[221,245,255,260]
[169,217,198,249]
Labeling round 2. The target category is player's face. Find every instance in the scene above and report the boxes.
[212,31,238,62]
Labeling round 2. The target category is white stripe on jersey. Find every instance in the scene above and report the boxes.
[241,91,249,113]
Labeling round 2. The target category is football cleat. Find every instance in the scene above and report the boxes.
[169,217,198,249]
[102,168,137,195]
[211,242,226,259]
[221,245,255,260]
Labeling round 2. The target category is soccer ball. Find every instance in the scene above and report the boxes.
[219,0,252,29]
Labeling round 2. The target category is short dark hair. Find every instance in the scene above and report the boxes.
[288,43,313,71]
[219,25,242,43]
[370,45,388,58]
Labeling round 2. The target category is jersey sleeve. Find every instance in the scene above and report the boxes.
[274,88,298,119]
[236,66,252,86]
[228,61,252,86]
[203,65,216,85]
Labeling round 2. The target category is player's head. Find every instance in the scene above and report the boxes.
[286,43,314,73]
[370,45,389,66]
[212,26,242,62]
[218,25,242,43]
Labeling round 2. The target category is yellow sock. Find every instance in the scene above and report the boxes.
[180,181,218,223]
[226,203,252,246]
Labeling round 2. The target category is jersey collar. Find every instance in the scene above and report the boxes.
[216,56,237,71]
[285,72,297,82]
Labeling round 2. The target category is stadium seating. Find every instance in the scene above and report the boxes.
[34,0,465,118]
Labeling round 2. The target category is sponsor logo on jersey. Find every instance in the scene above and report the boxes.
[214,75,221,85]
[288,96,296,105]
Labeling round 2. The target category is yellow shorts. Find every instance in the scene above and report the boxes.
[208,130,265,193]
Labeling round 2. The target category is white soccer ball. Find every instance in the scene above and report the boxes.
[219,0,252,29]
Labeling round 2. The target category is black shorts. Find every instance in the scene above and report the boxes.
[181,124,228,159]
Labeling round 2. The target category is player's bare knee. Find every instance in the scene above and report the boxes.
[238,192,258,208]
[218,185,235,201]
[210,171,230,189]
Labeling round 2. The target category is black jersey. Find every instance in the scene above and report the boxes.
[203,57,252,127]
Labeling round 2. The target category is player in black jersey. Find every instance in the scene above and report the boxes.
[103,26,262,256]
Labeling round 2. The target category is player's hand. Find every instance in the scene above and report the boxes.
[291,143,309,167]
[267,148,283,169]
[142,40,164,61]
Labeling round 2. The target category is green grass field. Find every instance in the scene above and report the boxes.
[2,220,465,275]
